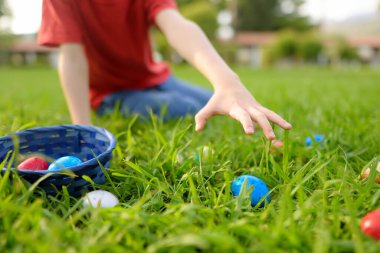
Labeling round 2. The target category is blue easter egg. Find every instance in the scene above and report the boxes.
[305,137,313,146]
[314,134,324,142]
[306,134,324,146]
[48,156,82,171]
[231,175,270,207]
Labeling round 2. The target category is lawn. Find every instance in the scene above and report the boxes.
[0,66,380,252]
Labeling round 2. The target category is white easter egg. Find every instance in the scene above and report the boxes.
[83,190,119,208]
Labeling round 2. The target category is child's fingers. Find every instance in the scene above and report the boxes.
[248,107,275,140]
[229,107,254,135]
[195,106,213,131]
[260,107,292,130]
[272,140,283,147]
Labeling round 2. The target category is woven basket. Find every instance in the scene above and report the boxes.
[0,125,116,196]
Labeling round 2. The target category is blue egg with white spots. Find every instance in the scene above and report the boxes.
[48,156,82,171]
[231,175,270,207]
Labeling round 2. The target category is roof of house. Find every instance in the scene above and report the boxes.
[10,40,56,53]
[233,32,276,46]
[233,32,380,49]
[348,36,380,48]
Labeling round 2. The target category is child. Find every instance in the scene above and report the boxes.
[38,0,292,140]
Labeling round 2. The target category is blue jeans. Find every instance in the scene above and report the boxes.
[96,75,212,120]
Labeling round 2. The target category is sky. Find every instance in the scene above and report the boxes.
[3,0,380,34]
[301,0,379,22]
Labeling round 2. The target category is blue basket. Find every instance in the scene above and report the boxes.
[0,125,116,196]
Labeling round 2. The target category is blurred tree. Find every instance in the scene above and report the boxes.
[263,31,324,65]
[152,0,218,61]
[0,0,14,65]
[0,0,12,32]
[236,0,312,31]
[0,0,5,17]
[179,1,218,38]
[236,0,279,31]
[0,0,11,19]
[277,0,313,31]
[152,0,240,64]
[270,30,299,61]
[177,0,224,9]
[298,33,323,61]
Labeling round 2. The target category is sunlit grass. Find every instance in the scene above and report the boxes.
[0,65,380,252]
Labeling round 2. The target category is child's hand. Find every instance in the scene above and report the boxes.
[156,10,291,139]
[195,83,292,140]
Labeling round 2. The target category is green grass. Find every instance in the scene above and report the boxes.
[0,65,380,252]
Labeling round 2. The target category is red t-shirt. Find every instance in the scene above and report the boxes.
[38,0,176,110]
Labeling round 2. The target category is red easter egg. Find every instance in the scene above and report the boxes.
[361,209,380,240]
[17,157,49,171]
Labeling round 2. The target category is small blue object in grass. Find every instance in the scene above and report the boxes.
[231,175,270,207]
[305,137,313,147]
[314,134,324,142]
[305,134,324,146]
[48,156,83,171]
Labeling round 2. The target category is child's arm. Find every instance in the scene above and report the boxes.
[58,44,92,125]
[156,10,291,140]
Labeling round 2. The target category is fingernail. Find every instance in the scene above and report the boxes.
[272,140,283,147]
[269,131,276,139]
[246,127,254,134]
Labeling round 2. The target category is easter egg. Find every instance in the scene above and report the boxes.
[83,190,119,208]
[305,134,324,147]
[17,157,48,171]
[361,209,380,240]
[195,146,213,162]
[360,162,380,184]
[305,137,313,147]
[48,156,82,171]
[314,134,324,142]
[231,175,270,207]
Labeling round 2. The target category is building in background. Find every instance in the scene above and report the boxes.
[347,36,380,65]
[0,34,58,67]
[232,32,380,68]
[233,32,275,67]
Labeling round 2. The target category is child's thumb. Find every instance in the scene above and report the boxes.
[195,106,213,132]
